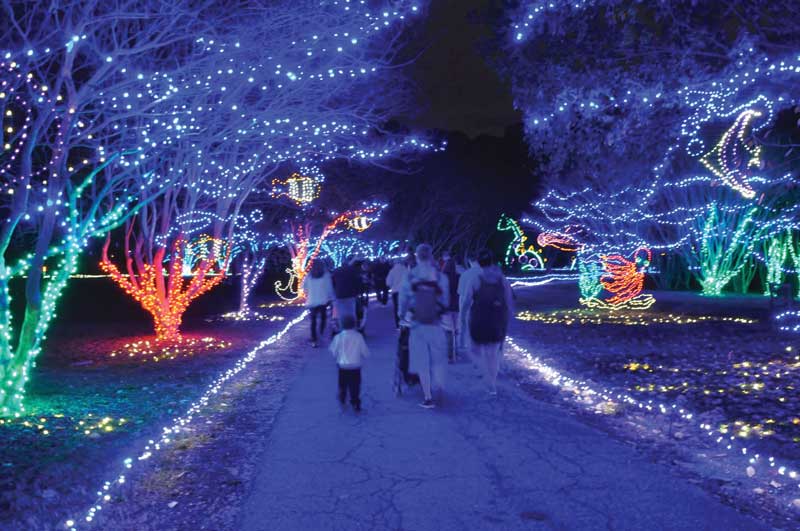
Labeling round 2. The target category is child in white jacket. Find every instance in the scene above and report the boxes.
[329,314,369,412]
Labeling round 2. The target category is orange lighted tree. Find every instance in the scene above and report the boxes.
[100,128,279,342]
[101,232,231,342]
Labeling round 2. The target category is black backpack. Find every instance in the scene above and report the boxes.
[412,273,443,325]
[469,276,508,344]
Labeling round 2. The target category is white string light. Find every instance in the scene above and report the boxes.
[64,310,308,530]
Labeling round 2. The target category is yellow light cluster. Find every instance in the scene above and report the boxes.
[624,362,653,372]
[517,308,758,327]
[109,336,232,362]
[77,414,127,436]
[0,412,127,438]
[212,311,286,323]
[258,301,299,309]
[718,420,776,439]
[0,416,52,435]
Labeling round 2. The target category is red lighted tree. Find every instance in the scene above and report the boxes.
[276,205,384,301]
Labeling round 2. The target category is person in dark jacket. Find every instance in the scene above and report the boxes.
[332,257,364,332]
[372,259,391,305]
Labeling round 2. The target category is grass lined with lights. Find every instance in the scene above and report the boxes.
[206,311,287,323]
[108,336,233,363]
[506,336,800,500]
[619,348,800,445]
[0,413,126,438]
[517,308,758,326]
[67,310,308,529]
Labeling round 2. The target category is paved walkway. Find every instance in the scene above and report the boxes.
[240,304,769,531]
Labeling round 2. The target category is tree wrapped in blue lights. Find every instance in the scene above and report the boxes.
[99,0,435,336]
[505,0,800,298]
[0,0,232,415]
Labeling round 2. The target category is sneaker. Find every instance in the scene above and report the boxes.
[353,405,362,413]
[311,342,318,348]
[419,399,435,409]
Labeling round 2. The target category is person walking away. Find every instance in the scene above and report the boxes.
[332,257,363,333]
[457,253,482,357]
[359,260,372,307]
[386,258,409,329]
[399,244,449,409]
[329,314,369,412]
[303,261,335,347]
[441,256,461,363]
[462,250,514,395]
[373,259,391,306]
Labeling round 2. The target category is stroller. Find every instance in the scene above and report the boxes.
[393,325,419,396]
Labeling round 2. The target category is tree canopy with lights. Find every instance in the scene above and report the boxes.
[502,0,800,299]
[0,0,435,414]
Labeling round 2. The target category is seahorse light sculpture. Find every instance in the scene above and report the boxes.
[497,214,545,270]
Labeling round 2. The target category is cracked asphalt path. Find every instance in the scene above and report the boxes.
[240,305,769,531]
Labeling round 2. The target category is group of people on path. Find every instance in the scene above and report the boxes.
[398,244,514,408]
[302,244,514,411]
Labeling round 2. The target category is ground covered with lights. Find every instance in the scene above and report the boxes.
[81,300,777,530]
[0,293,300,530]
[3,283,800,529]
[508,282,800,525]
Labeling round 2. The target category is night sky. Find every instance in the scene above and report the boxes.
[405,0,521,138]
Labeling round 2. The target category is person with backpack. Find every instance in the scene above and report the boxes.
[461,249,514,396]
[398,243,449,409]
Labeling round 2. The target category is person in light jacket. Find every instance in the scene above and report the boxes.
[303,261,335,347]
[330,314,369,412]
[386,257,409,329]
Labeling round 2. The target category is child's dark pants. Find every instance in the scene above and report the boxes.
[338,367,361,409]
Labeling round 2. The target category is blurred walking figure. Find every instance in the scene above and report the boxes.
[461,250,513,395]
[330,314,369,412]
[386,257,409,329]
[332,257,364,334]
[457,253,482,356]
[441,254,461,363]
[303,261,335,348]
[399,244,449,409]
[372,258,392,305]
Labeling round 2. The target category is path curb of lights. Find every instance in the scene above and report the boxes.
[64,310,309,530]
[506,336,800,500]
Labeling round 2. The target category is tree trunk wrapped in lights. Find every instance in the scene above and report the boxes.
[98,146,259,342]
[0,0,218,414]
[100,234,230,342]
[233,232,285,318]
[277,205,384,301]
